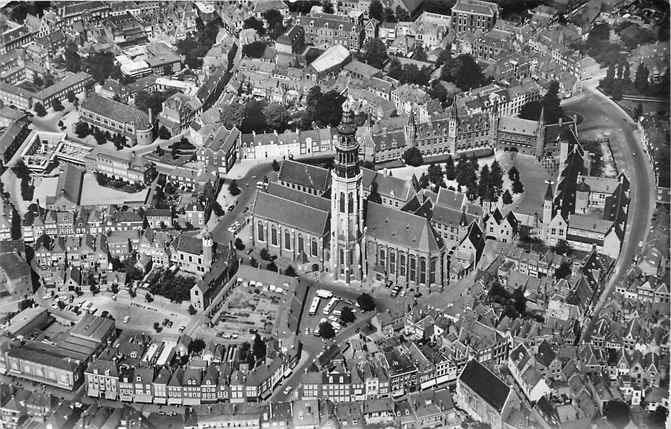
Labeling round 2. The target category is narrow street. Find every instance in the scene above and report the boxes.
[563,87,657,339]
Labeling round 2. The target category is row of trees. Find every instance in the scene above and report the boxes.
[416,156,524,204]
[600,61,670,100]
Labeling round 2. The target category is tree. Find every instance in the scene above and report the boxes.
[418,172,430,189]
[604,401,631,429]
[508,166,520,182]
[340,306,355,324]
[220,103,245,129]
[554,261,571,279]
[490,160,503,196]
[542,81,563,124]
[284,265,297,277]
[262,9,284,38]
[188,304,197,315]
[634,63,649,93]
[395,6,410,21]
[357,293,375,311]
[34,102,47,117]
[189,338,206,355]
[260,248,272,261]
[33,74,43,87]
[75,122,90,138]
[427,163,443,187]
[429,80,447,103]
[158,126,171,140]
[242,99,268,132]
[403,146,423,166]
[145,293,154,303]
[519,100,542,121]
[242,41,268,58]
[388,58,403,80]
[252,334,267,361]
[243,16,265,35]
[318,321,336,339]
[369,0,383,21]
[554,239,571,256]
[262,103,289,131]
[234,238,245,250]
[502,189,513,204]
[85,52,120,83]
[363,38,387,69]
[444,156,456,180]
[633,103,643,120]
[477,165,490,200]
[512,179,524,194]
[267,261,278,272]
[64,42,81,72]
[250,257,259,267]
[382,7,396,22]
[412,45,427,62]
[440,54,486,91]
[322,1,334,13]
[456,158,476,190]
[229,180,241,196]
[67,91,77,104]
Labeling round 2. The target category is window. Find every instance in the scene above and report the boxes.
[298,235,304,254]
[430,258,436,283]
[284,230,291,250]
[348,192,354,213]
[551,228,556,235]
[419,257,426,284]
[409,256,416,281]
[257,222,264,241]
[389,251,396,274]
[339,192,345,213]
[271,226,278,246]
[399,253,406,276]
[311,238,318,257]
[379,248,386,268]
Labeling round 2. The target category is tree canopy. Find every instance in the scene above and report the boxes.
[363,38,387,69]
[440,54,487,91]
[357,293,375,311]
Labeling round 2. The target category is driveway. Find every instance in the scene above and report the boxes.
[563,87,657,338]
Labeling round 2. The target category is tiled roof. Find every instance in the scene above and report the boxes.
[252,191,329,236]
[278,160,331,195]
[265,182,330,211]
[54,164,84,205]
[458,359,509,412]
[174,234,203,255]
[362,168,414,202]
[81,94,151,130]
[365,201,442,253]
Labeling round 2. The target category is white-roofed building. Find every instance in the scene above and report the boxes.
[308,44,351,78]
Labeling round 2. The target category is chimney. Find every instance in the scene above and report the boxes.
[148,107,153,124]
[558,117,562,126]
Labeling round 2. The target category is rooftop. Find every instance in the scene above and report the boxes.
[81,94,151,130]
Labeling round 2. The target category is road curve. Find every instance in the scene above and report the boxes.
[563,87,657,339]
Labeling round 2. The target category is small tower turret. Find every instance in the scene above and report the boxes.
[541,180,554,241]
[202,232,213,269]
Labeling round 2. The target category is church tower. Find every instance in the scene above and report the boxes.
[330,101,364,284]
